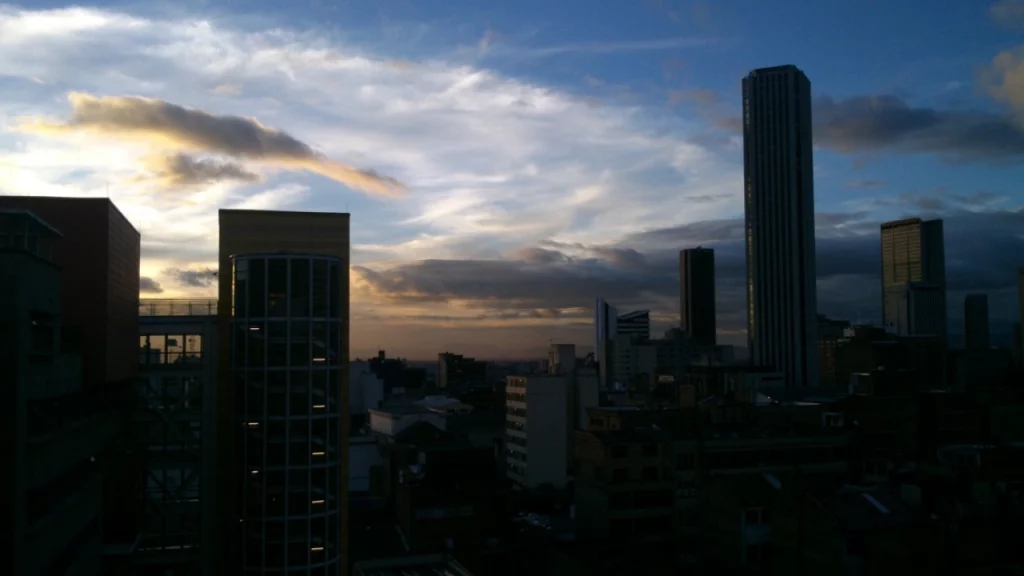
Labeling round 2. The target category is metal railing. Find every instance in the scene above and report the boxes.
[139,299,218,317]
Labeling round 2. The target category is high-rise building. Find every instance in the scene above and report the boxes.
[217,210,350,576]
[880,218,947,341]
[679,247,716,348]
[616,309,651,342]
[594,298,618,388]
[437,352,488,391]
[548,343,576,375]
[963,294,990,351]
[742,65,819,388]
[1018,269,1024,367]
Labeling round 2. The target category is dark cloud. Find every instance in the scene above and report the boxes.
[139,276,164,293]
[991,0,1024,28]
[139,153,261,188]
[23,92,404,196]
[357,209,1024,344]
[668,88,718,108]
[874,189,1003,213]
[163,266,217,288]
[714,94,1024,163]
[844,179,887,189]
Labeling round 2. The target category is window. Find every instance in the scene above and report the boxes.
[329,262,340,319]
[641,443,658,458]
[745,507,768,525]
[312,260,328,317]
[30,312,55,355]
[248,259,266,317]
[291,259,311,318]
[611,468,629,483]
[268,259,288,316]
[611,445,628,459]
[641,467,659,481]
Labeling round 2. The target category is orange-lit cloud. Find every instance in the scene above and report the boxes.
[21,92,406,196]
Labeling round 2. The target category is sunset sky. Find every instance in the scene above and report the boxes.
[1,0,1023,359]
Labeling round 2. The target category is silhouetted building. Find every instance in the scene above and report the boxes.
[742,65,819,388]
[964,294,990,351]
[2,210,106,575]
[548,343,576,375]
[137,298,218,573]
[438,353,488,391]
[0,197,143,573]
[818,316,852,389]
[616,309,651,342]
[218,209,351,576]
[679,247,716,348]
[594,298,618,388]
[881,218,947,341]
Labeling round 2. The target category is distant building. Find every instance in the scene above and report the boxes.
[438,353,488,391]
[616,309,651,342]
[548,343,576,375]
[880,218,947,341]
[742,65,819,388]
[964,294,990,350]
[817,315,852,389]
[594,298,618,388]
[505,374,598,489]
[679,247,716,348]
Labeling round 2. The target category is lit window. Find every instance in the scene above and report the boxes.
[247,422,260,428]
[312,451,325,457]
[312,499,325,505]
[249,325,261,331]
[313,404,326,409]
[311,546,324,552]
[250,470,259,475]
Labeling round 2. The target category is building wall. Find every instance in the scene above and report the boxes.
[679,248,716,348]
[742,66,819,388]
[368,411,446,437]
[216,210,350,576]
[506,376,571,489]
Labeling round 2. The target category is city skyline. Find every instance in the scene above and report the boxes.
[1,1,1023,359]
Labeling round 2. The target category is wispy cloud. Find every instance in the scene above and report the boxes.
[485,37,721,60]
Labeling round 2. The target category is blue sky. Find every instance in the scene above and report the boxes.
[1,0,1022,359]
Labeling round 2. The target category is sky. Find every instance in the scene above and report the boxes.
[1,0,1023,360]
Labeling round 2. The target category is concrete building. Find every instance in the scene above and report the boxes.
[742,65,819,388]
[136,298,218,574]
[679,247,716,348]
[964,294,990,351]
[2,210,107,576]
[613,334,656,392]
[217,210,350,576]
[880,218,947,341]
[505,374,598,489]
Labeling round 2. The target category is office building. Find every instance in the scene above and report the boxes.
[963,294,990,351]
[880,218,947,340]
[0,197,142,572]
[2,210,106,575]
[742,65,819,387]
[679,247,716,348]
[594,298,618,388]
[505,374,598,489]
[136,298,219,573]
[616,309,651,342]
[217,210,350,576]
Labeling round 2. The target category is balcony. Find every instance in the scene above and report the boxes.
[139,299,217,317]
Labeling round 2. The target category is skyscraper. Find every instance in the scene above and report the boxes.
[616,309,651,342]
[742,65,819,387]
[880,218,947,340]
[679,247,716,348]
[217,210,350,576]
[963,294,990,350]
[593,298,617,389]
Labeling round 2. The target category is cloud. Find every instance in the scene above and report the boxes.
[139,276,164,293]
[812,94,1024,162]
[714,94,1024,162]
[163,266,217,288]
[983,48,1024,119]
[487,37,720,60]
[668,88,718,108]
[991,0,1024,28]
[20,92,405,196]
[844,179,887,189]
[135,153,261,188]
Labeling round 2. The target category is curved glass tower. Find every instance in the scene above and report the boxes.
[231,253,343,575]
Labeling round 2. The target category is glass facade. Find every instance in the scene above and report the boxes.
[231,253,343,575]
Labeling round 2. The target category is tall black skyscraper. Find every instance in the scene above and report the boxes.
[679,247,716,347]
[743,65,819,387]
